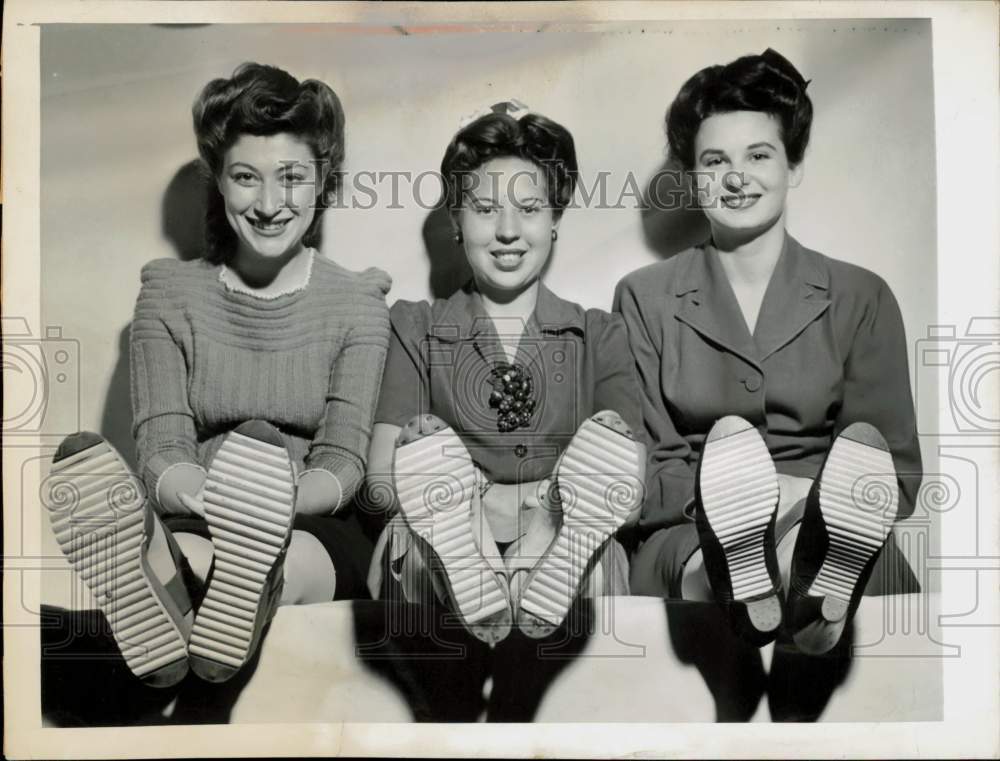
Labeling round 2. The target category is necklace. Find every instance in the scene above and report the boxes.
[473,340,536,432]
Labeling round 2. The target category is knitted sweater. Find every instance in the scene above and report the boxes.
[129,252,391,512]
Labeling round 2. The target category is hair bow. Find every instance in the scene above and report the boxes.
[761,48,811,91]
[458,99,531,129]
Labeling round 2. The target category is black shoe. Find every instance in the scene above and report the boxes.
[786,422,899,655]
[46,432,191,687]
[188,421,296,682]
[695,416,782,646]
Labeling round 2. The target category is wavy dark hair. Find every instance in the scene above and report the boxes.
[440,106,578,219]
[192,62,346,264]
[666,48,813,170]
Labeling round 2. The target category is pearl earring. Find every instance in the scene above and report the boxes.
[454,230,463,245]
[551,229,558,242]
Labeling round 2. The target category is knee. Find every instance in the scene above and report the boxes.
[628,530,673,598]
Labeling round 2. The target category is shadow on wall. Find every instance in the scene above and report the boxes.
[98,160,209,469]
[641,156,710,259]
[422,205,470,300]
[162,160,210,263]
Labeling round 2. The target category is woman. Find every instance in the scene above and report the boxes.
[45,62,390,686]
[616,49,922,654]
[365,102,645,645]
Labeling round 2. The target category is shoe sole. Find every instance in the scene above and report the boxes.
[518,413,642,630]
[46,439,189,685]
[393,425,509,634]
[188,430,295,676]
[810,424,898,622]
[699,417,781,632]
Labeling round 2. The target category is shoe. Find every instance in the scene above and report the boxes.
[787,422,899,655]
[392,414,512,645]
[694,416,782,646]
[45,432,191,687]
[188,421,296,682]
[516,411,644,639]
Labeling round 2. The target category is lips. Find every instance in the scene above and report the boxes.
[490,249,527,271]
[721,194,761,210]
[246,216,293,236]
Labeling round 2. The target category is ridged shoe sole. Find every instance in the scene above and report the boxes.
[393,427,509,633]
[700,417,781,632]
[189,431,295,673]
[518,413,642,631]
[46,440,188,685]
[810,428,898,622]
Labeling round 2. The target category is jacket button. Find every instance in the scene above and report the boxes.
[514,444,527,458]
[743,376,762,392]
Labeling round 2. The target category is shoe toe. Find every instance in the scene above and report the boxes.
[232,420,284,448]
[592,410,633,438]
[53,431,105,462]
[838,421,889,450]
[396,414,447,446]
[705,415,755,443]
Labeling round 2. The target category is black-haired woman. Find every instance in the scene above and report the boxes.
[45,63,390,685]
[616,49,921,654]
[365,102,645,646]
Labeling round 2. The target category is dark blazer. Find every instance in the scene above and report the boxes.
[614,234,922,538]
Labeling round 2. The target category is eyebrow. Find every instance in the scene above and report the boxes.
[698,142,778,161]
[226,161,310,173]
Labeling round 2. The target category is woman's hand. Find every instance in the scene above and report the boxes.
[295,469,344,516]
[177,491,206,518]
[155,462,207,516]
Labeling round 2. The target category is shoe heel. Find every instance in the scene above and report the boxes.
[393,420,510,642]
[189,423,295,682]
[46,434,189,687]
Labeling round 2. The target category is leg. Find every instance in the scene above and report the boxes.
[172,532,213,587]
[629,523,702,598]
[773,474,813,592]
[280,530,336,605]
[45,432,191,687]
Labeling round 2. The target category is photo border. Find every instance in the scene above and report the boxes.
[3,1,997,758]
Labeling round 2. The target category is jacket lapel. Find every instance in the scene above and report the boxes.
[674,246,761,369]
[753,236,831,361]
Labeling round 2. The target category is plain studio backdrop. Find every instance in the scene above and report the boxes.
[39,20,937,547]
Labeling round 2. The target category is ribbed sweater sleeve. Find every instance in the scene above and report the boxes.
[305,266,392,504]
[130,261,200,503]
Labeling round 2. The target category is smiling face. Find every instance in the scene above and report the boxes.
[456,156,557,299]
[217,132,320,265]
[691,110,803,240]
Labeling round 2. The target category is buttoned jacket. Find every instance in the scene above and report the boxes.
[614,235,922,537]
[376,281,643,485]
